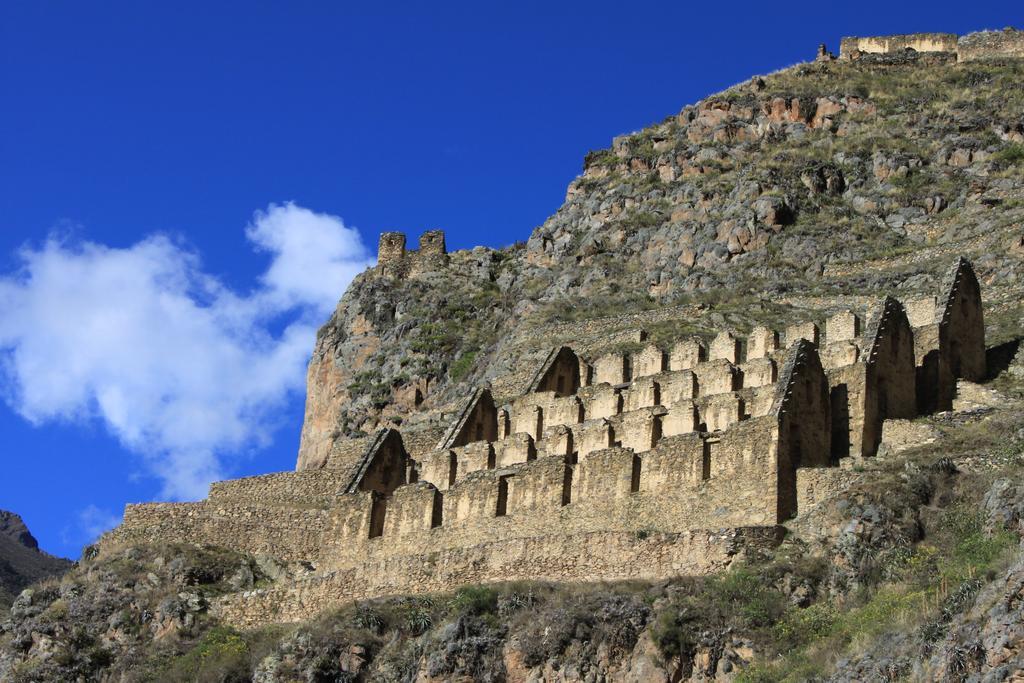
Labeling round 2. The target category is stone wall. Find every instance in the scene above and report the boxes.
[840,33,958,58]
[212,527,782,628]
[839,29,1024,63]
[796,468,864,516]
[374,230,449,278]
[957,28,1024,62]
[103,257,989,629]
[913,258,986,413]
[436,388,498,449]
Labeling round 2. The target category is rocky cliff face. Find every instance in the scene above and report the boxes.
[0,511,71,613]
[299,49,1024,467]
[5,36,1024,683]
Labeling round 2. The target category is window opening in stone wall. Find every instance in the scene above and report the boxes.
[495,477,510,517]
[430,490,443,528]
[535,408,544,443]
[369,495,387,538]
[701,439,715,480]
[830,384,850,460]
[561,466,573,505]
[630,454,642,493]
[486,448,496,469]
[878,378,889,421]
[448,451,458,487]
[791,423,803,469]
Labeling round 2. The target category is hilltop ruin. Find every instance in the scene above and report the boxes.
[837,28,1024,62]
[102,254,986,628]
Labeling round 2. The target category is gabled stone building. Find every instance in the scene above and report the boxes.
[102,258,986,628]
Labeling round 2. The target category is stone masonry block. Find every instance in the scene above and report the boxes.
[663,401,699,437]
[905,296,938,328]
[696,360,736,396]
[670,338,705,371]
[632,344,667,378]
[507,456,570,512]
[617,407,665,453]
[623,376,660,412]
[785,321,820,347]
[710,331,740,363]
[576,448,636,501]
[642,434,706,491]
[594,352,629,385]
[747,326,779,359]
[704,393,743,432]
[659,370,698,406]
[383,483,440,537]
[584,384,621,420]
[577,419,614,457]
[453,441,494,477]
[419,450,457,491]
[547,424,575,457]
[496,433,536,467]
[826,310,860,343]
[821,341,860,370]
[548,395,583,427]
[512,404,543,440]
[497,408,511,440]
[740,358,776,388]
[444,471,505,524]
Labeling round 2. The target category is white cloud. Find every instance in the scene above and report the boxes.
[0,202,374,499]
[76,505,122,544]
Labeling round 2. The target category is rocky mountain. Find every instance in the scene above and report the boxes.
[299,40,1024,467]
[4,31,1024,682]
[0,511,71,613]
[3,365,1024,681]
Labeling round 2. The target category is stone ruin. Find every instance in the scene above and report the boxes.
[101,258,986,628]
[376,229,449,278]
[837,28,1024,62]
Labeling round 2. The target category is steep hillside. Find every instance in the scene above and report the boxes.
[0,511,71,612]
[300,46,1024,467]
[2,355,1023,681]
[4,34,1024,683]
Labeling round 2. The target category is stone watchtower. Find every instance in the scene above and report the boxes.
[377,232,407,277]
[418,230,446,258]
[376,229,448,277]
[410,229,449,274]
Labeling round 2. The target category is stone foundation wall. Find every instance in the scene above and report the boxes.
[957,29,1024,62]
[840,33,958,57]
[796,468,864,515]
[212,527,782,628]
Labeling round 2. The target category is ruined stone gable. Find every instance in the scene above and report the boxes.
[100,258,992,628]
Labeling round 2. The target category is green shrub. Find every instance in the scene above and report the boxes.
[773,602,837,649]
[163,626,251,683]
[449,585,499,616]
[993,143,1024,167]
[449,351,477,382]
[706,567,787,628]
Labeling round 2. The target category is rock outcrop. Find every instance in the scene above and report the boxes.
[0,511,71,612]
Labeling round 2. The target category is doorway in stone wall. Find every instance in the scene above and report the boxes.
[369,495,387,538]
[830,383,850,461]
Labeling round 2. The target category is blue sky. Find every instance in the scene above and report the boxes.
[1,2,1017,557]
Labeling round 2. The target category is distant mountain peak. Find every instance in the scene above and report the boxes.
[0,510,40,551]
